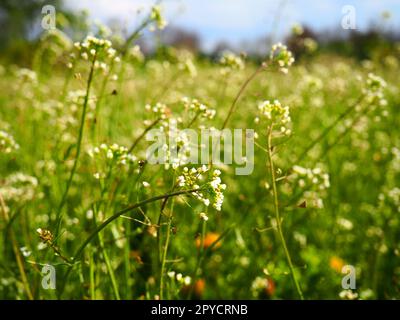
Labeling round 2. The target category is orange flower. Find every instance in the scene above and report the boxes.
[195,232,221,249]
[265,278,276,297]
[330,256,345,273]
[181,279,206,298]
[194,279,206,297]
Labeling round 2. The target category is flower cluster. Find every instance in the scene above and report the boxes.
[68,89,97,119]
[15,68,38,83]
[0,130,19,154]
[88,143,137,180]
[269,43,295,74]
[167,271,191,286]
[291,166,330,190]
[177,166,226,211]
[207,170,226,211]
[290,165,330,208]
[302,74,323,91]
[128,45,145,63]
[363,73,387,106]
[291,23,304,36]
[166,49,198,77]
[303,38,318,53]
[251,276,275,297]
[379,187,400,212]
[38,91,96,144]
[0,173,38,202]
[366,73,387,92]
[390,147,400,172]
[144,103,170,121]
[219,51,245,75]
[251,277,268,292]
[177,165,207,188]
[255,100,291,135]
[179,58,198,78]
[181,97,216,120]
[339,290,358,300]
[150,5,168,30]
[36,228,54,243]
[147,118,192,170]
[73,35,120,72]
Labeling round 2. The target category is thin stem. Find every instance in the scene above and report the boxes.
[187,111,201,129]
[159,203,174,300]
[128,117,161,154]
[0,193,33,300]
[61,63,75,102]
[157,177,182,269]
[55,53,97,239]
[97,224,121,299]
[151,70,181,105]
[310,100,375,167]
[267,0,288,48]
[92,61,115,141]
[59,187,203,297]
[220,64,266,131]
[94,188,121,300]
[267,126,304,300]
[123,18,152,53]
[47,241,72,264]
[187,218,206,299]
[89,250,96,300]
[210,64,266,168]
[157,180,177,287]
[295,95,364,164]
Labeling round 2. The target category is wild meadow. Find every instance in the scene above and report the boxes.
[1,5,400,300]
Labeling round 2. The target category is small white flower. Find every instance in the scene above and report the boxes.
[199,212,209,221]
[183,276,191,286]
[142,181,150,188]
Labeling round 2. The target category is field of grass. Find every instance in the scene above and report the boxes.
[1,17,400,300]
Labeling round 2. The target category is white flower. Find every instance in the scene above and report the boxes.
[219,51,245,74]
[256,100,291,134]
[339,290,358,300]
[88,143,137,180]
[182,97,216,120]
[199,212,209,221]
[150,5,168,30]
[0,173,38,202]
[106,149,113,159]
[269,43,295,73]
[0,130,19,154]
[142,181,150,188]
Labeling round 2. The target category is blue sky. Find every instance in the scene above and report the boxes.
[65,0,400,51]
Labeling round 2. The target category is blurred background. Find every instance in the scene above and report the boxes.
[1,0,399,63]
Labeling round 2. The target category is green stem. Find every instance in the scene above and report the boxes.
[59,187,203,297]
[187,218,206,299]
[89,250,96,300]
[310,99,375,167]
[0,193,34,300]
[97,225,121,299]
[128,117,161,154]
[295,95,364,164]
[159,208,173,300]
[220,64,266,131]
[267,126,304,300]
[55,53,97,239]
